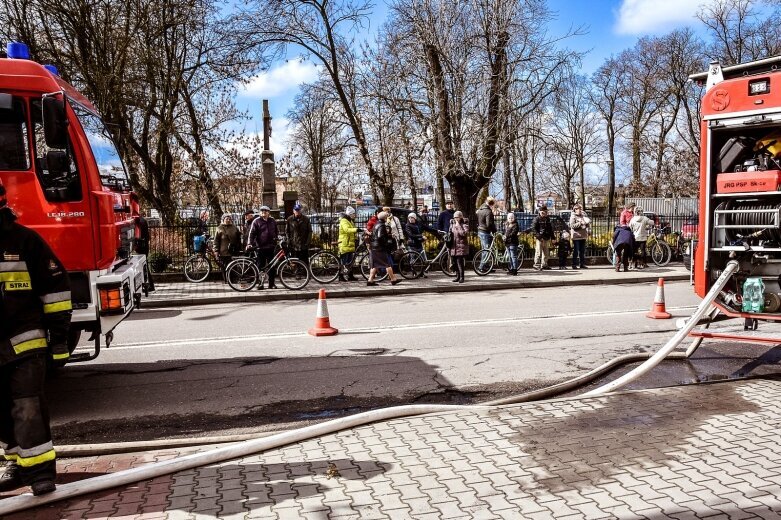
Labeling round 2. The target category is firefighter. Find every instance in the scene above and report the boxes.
[0,179,72,495]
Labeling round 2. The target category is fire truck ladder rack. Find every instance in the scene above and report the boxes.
[690,56,781,84]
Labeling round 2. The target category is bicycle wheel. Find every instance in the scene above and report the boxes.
[605,244,615,266]
[650,243,666,266]
[658,241,672,266]
[184,254,211,282]
[399,251,425,279]
[472,249,495,276]
[226,258,259,291]
[309,251,341,284]
[439,251,456,277]
[359,252,389,281]
[278,259,311,290]
[517,246,526,269]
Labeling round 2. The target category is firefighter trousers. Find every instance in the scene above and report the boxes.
[0,354,56,484]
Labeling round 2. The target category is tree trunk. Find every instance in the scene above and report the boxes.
[503,145,512,212]
[449,177,479,227]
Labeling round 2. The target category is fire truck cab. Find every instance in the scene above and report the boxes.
[0,42,146,360]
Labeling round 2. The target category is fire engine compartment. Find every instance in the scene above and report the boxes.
[708,123,781,315]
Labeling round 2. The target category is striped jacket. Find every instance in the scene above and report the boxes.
[0,218,72,365]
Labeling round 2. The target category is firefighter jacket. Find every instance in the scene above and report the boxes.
[0,214,72,366]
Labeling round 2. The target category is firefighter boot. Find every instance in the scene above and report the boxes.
[32,479,56,496]
[0,464,22,492]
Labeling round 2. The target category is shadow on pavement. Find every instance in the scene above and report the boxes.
[4,459,390,519]
[47,355,462,444]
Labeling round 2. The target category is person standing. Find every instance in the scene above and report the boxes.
[629,207,654,269]
[529,206,554,270]
[383,207,405,248]
[214,215,242,281]
[338,207,359,282]
[0,180,71,496]
[620,202,636,226]
[286,204,312,264]
[612,225,635,272]
[242,210,257,249]
[504,212,520,275]
[476,197,497,252]
[132,197,155,292]
[449,211,469,283]
[569,204,590,269]
[248,206,279,289]
[405,213,437,262]
[367,212,400,286]
[437,201,455,234]
[557,231,572,270]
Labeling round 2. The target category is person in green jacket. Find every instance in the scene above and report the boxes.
[338,207,359,281]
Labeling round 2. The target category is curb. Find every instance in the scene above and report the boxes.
[142,273,691,308]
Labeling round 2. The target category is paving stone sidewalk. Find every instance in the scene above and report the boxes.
[4,377,781,519]
[145,265,691,308]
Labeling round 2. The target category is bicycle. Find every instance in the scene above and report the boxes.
[397,231,456,279]
[225,238,310,291]
[184,235,223,283]
[472,232,526,276]
[309,241,389,283]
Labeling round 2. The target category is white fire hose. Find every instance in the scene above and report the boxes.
[0,261,740,515]
[583,260,739,396]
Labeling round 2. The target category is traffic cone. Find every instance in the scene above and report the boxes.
[308,289,339,336]
[646,278,672,319]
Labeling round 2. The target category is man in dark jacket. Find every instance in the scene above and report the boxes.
[529,206,554,270]
[214,215,242,281]
[475,197,497,252]
[0,180,71,496]
[405,213,437,261]
[248,206,279,289]
[437,201,455,233]
[286,204,312,264]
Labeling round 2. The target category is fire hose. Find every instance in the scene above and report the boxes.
[0,261,740,516]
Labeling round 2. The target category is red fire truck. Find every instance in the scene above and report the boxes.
[690,56,781,335]
[0,42,147,361]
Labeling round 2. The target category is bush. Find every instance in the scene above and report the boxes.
[148,252,172,273]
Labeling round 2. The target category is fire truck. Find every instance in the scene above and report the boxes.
[689,56,781,338]
[0,42,147,361]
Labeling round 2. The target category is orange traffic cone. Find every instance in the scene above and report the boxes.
[646,278,672,319]
[308,288,339,336]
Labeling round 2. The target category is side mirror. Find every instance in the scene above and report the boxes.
[46,150,69,176]
[42,96,68,149]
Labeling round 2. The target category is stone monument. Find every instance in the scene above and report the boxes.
[261,100,278,209]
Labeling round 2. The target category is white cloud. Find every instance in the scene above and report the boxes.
[240,60,319,98]
[615,0,703,35]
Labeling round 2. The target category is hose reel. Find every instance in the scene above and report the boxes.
[714,199,781,243]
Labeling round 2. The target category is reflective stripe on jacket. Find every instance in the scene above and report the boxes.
[0,218,72,365]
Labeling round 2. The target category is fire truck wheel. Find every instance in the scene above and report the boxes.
[67,328,82,355]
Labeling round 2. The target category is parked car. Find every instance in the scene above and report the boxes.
[513,212,567,235]
[681,216,699,239]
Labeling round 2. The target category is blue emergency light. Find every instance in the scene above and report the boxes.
[6,42,30,60]
[43,64,59,75]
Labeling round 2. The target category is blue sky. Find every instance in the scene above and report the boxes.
[235,0,707,153]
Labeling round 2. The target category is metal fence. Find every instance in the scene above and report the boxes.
[146,213,698,273]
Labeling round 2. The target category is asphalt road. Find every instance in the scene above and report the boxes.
[50,281,781,444]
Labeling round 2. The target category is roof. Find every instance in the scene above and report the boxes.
[0,58,96,111]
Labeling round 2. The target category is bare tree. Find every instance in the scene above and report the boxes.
[286,82,350,211]
[698,0,781,65]
[236,0,398,204]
